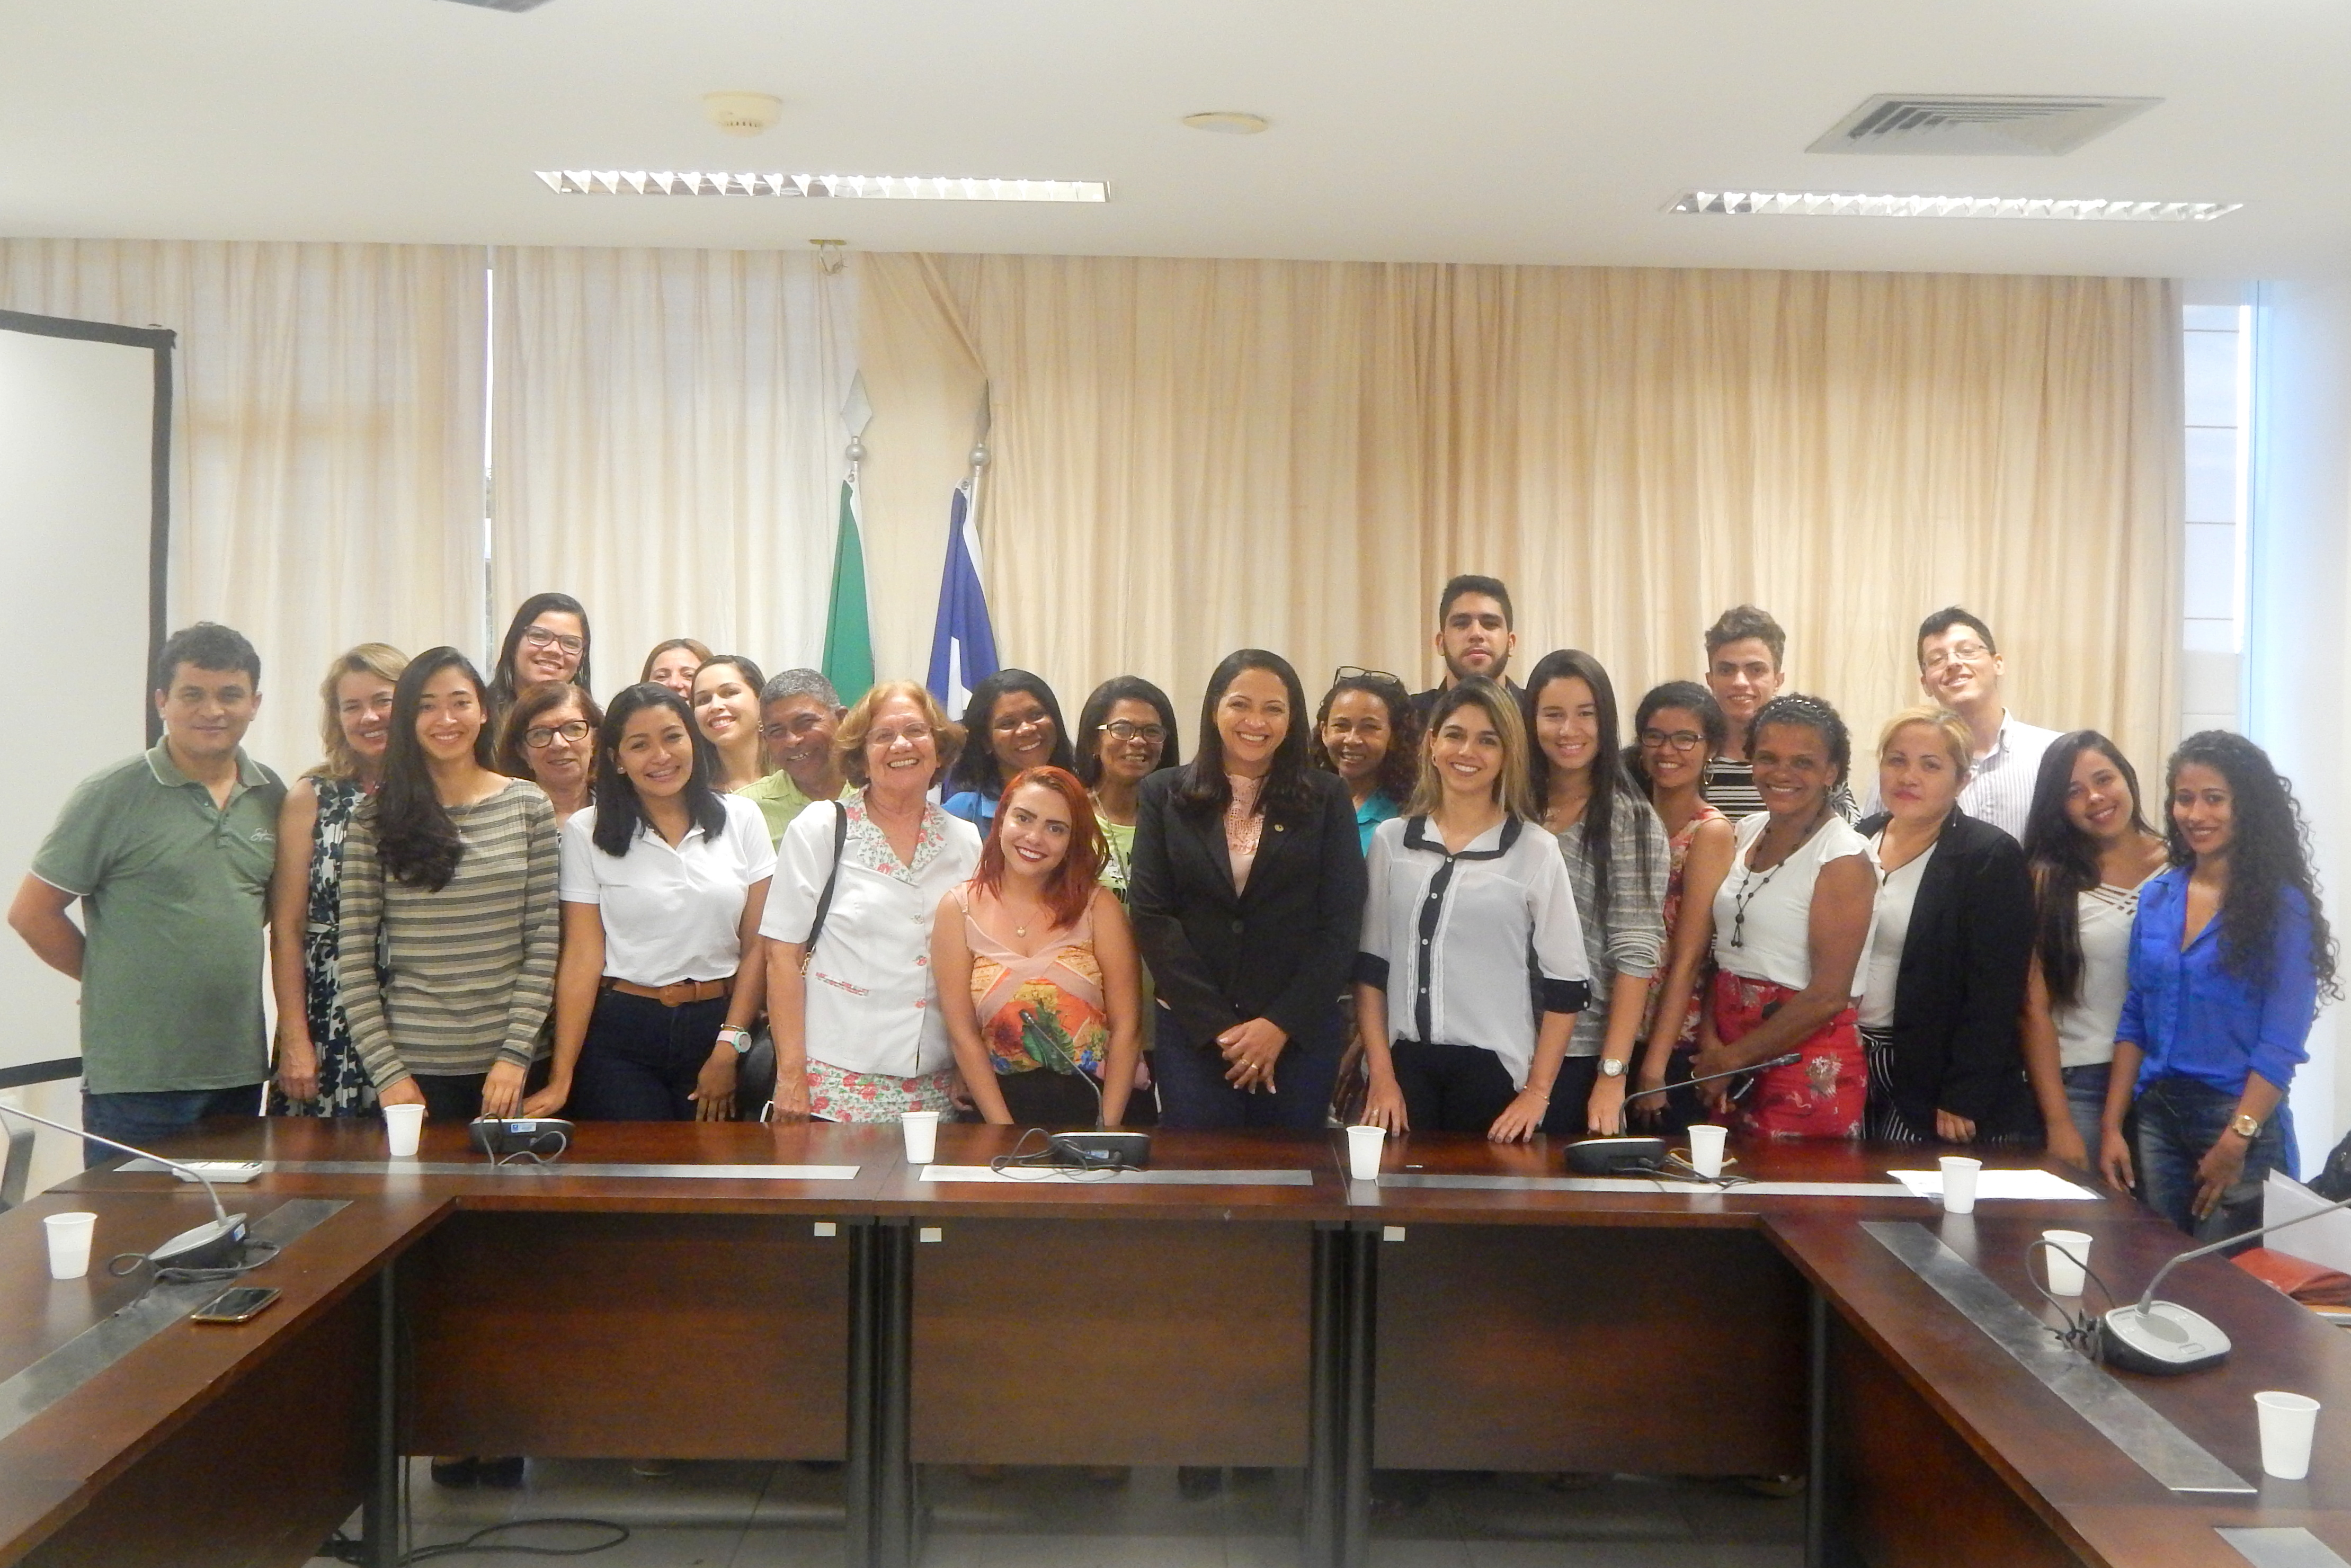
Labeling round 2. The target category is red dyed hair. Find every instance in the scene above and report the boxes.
[973,766,1106,930]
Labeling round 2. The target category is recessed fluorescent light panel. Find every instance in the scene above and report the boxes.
[1671,190,2238,222]
[536,171,1107,202]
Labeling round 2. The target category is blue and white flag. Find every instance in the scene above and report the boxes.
[925,478,999,712]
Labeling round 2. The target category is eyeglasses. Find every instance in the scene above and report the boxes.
[1099,720,1167,745]
[869,724,933,747]
[1334,666,1405,688]
[523,720,592,747]
[1639,728,1706,754]
[521,627,585,656]
[1921,641,1991,674]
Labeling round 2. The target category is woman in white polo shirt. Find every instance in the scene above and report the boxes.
[529,684,773,1121]
[762,681,984,1122]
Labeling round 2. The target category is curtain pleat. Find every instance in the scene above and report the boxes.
[863,255,2182,774]
[0,238,489,777]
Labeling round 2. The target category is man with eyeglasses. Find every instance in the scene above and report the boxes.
[1900,606,2058,842]
[738,669,847,845]
[1410,573,1521,723]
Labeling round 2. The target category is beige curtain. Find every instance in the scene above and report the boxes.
[0,239,489,778]
[862,255,2181,773]
[489,247,856,701]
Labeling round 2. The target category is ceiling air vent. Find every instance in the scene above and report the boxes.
[1809,94,2160,156]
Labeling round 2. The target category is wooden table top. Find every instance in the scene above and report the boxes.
[871,1122,1349,1222]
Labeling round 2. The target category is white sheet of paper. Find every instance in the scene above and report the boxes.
[1887,1168,2100,1201]
[2263,1170,2351,1275]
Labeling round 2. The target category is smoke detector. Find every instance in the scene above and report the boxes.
[705,92,784,137]
[1809,94,2161,156]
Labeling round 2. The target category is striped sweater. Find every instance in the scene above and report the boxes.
[337,779,559,1086]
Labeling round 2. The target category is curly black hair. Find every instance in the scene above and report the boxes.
[1310,673,1420,808]
[1745,692,1851,789]
[2166,731,2341,1002]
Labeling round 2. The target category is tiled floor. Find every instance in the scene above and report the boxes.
[308,1462,1804,1567]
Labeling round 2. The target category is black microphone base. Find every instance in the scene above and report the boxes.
[149,1214,250,1271]
[1046,1133,1151,1170]
[2099,1302,2232,1375]
[1564,1136,1668,1176]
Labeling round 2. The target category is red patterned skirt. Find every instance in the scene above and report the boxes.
[1707,970,1864,1141]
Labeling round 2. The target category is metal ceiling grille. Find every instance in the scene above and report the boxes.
[1810,94,2162,156]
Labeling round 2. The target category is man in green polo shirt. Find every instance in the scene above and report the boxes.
[8,622,284,1165]
[739,667,848,845]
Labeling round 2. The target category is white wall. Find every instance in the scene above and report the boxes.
[2246,277,2351,1171]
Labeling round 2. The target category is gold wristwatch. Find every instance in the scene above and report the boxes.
[2231,1112,2263,1139]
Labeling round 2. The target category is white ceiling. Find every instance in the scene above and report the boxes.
[3,0,2347,278]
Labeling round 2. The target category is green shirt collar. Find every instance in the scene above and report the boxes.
[145,738,268,792]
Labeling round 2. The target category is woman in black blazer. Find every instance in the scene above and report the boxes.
[1855,706,2038,1143]
[1129,649,1368,1129]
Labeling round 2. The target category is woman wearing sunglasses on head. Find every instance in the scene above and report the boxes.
[1314,669,1420,854]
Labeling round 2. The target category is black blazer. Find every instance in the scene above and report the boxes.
[1855,805,2037,1136]
[1128,765,1368,1052]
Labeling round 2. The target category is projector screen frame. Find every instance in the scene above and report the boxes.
[0,308,175,1089]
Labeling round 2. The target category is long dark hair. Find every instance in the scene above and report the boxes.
[1623,680,1726,796]
[376,647,496,891]
[1178,649,1317,821]
[1524,649,1649,932]
[2021,730,2153,1008]
[590,684,729,858]
[1310,673,1420,806]
[488,592,594,711]
[1073,676,1183,788]
[946,669,1077,799]
[2165,730,2340,1000]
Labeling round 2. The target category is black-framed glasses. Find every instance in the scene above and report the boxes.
[1334,666,1406,688]
[1098,720,1168,745]
[523,720,592,748]
[521,627,585,656]
[1640,728,1706,754]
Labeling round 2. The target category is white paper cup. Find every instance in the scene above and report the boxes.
[1686,1124,1727,1179]
[2041,1230,2092,1297]
[901,1110,940,1165]
[2257,1391,2321,1481]
[1939,1156,1981,1215]
[43,1211,96,1280]
[1346,1124,1386,1182]
[384,1103,425,1159]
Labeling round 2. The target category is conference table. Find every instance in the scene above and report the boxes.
[3,1118,2349,1568]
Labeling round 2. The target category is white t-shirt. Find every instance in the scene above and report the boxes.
[2055,881,2146,1068]
[1358,814,1590,1090]
[1712,810,1871,992]
[1858,835,1937,1031]
[759,791,983,1079]
[559,794,776,987]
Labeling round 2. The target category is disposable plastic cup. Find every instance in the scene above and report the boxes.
[43,1211,95,1280]
[2041,1230,2092,1296]
[1346,1124,1386,1182]
[1940,1156,1982,1215]
[901,1111,940,1165]
[1686,1124,1727,1179]
[2257,1391,2321,1481]
[384,1103,425,1159]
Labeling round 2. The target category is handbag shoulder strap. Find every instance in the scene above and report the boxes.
[805,800,850,949]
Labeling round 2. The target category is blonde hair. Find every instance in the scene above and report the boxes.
[1876,705,1974,780]
[1404,678,1537,821]
[309,643,408,782]
[835,680,966,789]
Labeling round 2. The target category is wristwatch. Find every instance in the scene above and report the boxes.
[718,1026,754,1057]
[1598,1057,1627,1079]
[2231,1112,2263,1140]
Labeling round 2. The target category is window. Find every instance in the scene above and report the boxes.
[2180,301,2251,736]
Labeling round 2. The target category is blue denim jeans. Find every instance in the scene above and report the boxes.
[2058,1062,2110,1167]
[2133,1074,2295,1243]
[1152,1005,1340,1131]
[81,1084,262,1169]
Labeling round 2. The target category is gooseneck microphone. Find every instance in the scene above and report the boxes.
[0,1102,250,1271]
[2101,1181,2351,1374]
[1621,1052,1802,1100]
[1566,1053,1802,1175]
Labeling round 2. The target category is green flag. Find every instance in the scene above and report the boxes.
[822,474,875,697]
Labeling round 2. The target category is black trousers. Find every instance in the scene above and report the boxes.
[412,1058,551,1123]
[995,1065,1106,1128]
[570,991,733,1121]
[1388,1039,1520,1134]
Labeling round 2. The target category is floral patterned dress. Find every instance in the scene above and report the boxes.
[271,777,379,1116]
[956,888,1110,1080]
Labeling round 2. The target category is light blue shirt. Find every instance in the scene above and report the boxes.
[1354,791,1402,856]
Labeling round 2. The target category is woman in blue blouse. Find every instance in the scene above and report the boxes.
[2100,732,2339,1240]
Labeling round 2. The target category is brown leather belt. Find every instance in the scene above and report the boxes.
[601,976,732,1008]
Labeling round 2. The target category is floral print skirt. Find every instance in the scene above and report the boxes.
[1707,970,1864,1141]
[805,1058,958,1124]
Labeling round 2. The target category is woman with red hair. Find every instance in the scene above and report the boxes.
[933,767,1146,1126]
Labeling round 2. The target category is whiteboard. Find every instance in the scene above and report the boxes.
[0,311,170,1083]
